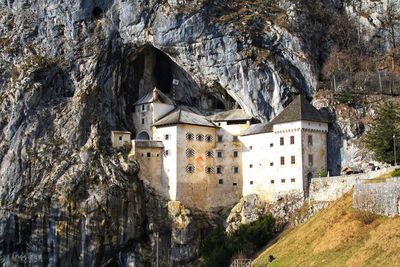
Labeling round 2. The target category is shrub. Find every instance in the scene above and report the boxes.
[200,215,276,267]
[391,168,400,177]
[335,90,357,105]
[317,168,328,177]
[355,210,377,225]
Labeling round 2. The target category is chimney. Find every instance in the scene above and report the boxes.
[152,88,159,102]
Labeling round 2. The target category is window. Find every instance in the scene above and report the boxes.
[141,118,145,124]
[219,179,223,184]
[308,135,313,145]
[250,146,253,150]
[186,148,195,158]
[290,136,295,144]
[270,180,275,184]
[250,181,254,185]
[281,179,286,183]
[308,154,313,166]
[141,153,144,157]
[249,164,253,168]
[217,135,223,142]
[216,167,223,174]
[119,136,122,141]
[163,150,170,157]
[233,183,237,186]
[186,132,194,141]
[217,151,223,158]
[205,135,213,142]
[218,122,221,126]
[233,167,239,173]
[291,156,296,164]
[270,162,274,166]
[205,167,214,174]
[186,165,195,173]
[280,156,285,165]
[270,143,273,147]
[205,151,214,158]
[291,178,295,183]
[141,105,146,112]
[280,137,284,146]
[164,134,170,140]
[156,154,159,157]
[232,136,239,142]
[196,134,204,141]
[147,152,151,157]
[233,151,239,157]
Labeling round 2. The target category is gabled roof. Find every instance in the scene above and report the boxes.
[134,88,174,106]
[153,107,216,128]
[241,122,273,136]
[207,109,253,122]
[270,94,329,124]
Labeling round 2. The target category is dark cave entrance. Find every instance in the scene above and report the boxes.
[154,49,173,94]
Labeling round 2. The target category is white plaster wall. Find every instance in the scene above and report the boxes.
[152,102,175,122]
[111,132,131,148]
[154,126,178,200]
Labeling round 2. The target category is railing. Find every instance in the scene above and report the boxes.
[229,259,252,267]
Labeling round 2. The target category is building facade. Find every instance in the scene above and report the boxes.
[113,92,329,210]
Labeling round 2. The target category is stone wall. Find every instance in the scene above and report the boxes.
[309,167,397,202]
[353,177,400,217]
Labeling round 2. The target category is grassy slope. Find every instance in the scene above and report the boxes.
[252,193,400,267]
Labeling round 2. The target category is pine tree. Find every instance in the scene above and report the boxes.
[364,101,400,165]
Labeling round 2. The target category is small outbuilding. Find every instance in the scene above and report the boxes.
[111,131,131,148]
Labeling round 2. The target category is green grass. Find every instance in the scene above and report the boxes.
[252,192,400,267]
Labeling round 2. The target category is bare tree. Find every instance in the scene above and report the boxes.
[380,0,400,70]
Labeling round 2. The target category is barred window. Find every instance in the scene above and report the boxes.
[217,151,223,158]
[205,151,214,158]
[186,132,194,141]
[216,166,223,174]
[186,148,195,158]
[281,179,286,183]
[291,178,296,183]
[196,134,204,141]
[186,165,195,173]
[280,157,285,165]
[205,135,213,142]
[163,150,170,157]
[291,156,296,164]
[205,167,214,174]
[290,136,295,144]
[233,151,239,157]
[233,167,239,173]
[280,137,284,146]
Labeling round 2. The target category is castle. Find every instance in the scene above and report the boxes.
[112,88,329,210]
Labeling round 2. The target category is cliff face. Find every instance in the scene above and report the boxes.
[0,0,395,265]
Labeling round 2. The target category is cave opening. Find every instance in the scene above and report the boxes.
[154,49,173,94]
[92,7,103,20]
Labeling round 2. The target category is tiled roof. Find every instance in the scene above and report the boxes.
[153,107,216,128]
[134,88,174,106]
[241,122,273,136]
[207,109,252,122]
[270,94,329,124]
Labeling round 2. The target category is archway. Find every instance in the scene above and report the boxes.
[136,131,150,140]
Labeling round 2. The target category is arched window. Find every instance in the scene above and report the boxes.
[205,167,214,174]
[196,134,204,141]
[186,132,194,141]
[205,135,213,142]
[186,148,195,158]
[205,151,214,158]
[186,165,195,173]
[136,131,150,140]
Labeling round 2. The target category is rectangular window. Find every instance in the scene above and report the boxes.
[291,156,296,164]
[217,151,223,158]
[119,136,122,141]
[164,150,170,157]
[281,179,286,183]
[216,167,223,174]
[249,164,253,168]
[308,135,313,146]
[147,152,151,157]
[250,146,253,150]
[280,137,284,146]
[291,178,295,183]
[233,182,237,186]
[141,118,145,124]
[280,157,285,165]
[308,154,313,166]
[270,143,273,147]
[250,181,254,185]
[141,105,146,112]
[270,162,274,166]
[233,151,239,157]
[290,136,295,144]
[270,180,275,184]
[219,179,223,184]
[217,135,223,142]
[164,134,170,140]
[232,136,239,142]
[233,167,239,173]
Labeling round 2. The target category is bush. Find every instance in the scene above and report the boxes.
[335,90,357,105]
[317,168,328,177]
[200,215,276,267]
[355,210,377,225]
[391,168,400,177]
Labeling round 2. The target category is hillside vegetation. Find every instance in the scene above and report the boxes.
[252,193,400,267]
